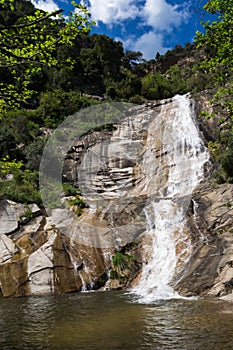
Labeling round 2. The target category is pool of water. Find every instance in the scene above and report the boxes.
[0,291,233,349]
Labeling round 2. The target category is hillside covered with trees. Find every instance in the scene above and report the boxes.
[0,0,233,205]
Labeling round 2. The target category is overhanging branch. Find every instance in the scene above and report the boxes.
[0,8,63,31]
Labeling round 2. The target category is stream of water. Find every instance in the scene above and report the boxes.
[1,292,233,350]
[132,94,209,303]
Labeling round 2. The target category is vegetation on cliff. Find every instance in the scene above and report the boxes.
[195,0,233,182]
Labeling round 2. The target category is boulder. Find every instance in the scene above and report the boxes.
[0,235,18,263]
[0,200,18,235]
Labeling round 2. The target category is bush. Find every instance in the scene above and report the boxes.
[129,95,146,104]
[38,90,98,128]
[67,195,85,216]
[0,171,41,204]
[0,126,19,159]
[23,138,47,171]
[112,252,127,269]
[217,137,233,181]
[63,183,80,196]
[0,157,41,204]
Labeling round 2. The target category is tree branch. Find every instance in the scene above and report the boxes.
[0,34,61,63]
[0,60,45,68]
[0,9,63,31]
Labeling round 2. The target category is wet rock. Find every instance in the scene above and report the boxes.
[104,279,122,290]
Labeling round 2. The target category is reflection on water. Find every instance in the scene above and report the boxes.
[0,292,233,349]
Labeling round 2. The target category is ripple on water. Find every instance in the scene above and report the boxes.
[0,293,233,350]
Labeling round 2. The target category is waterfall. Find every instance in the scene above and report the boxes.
[132,94,209,303]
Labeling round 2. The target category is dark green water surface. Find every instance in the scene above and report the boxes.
[0,291,233,349]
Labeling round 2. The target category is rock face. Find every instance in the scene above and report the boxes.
[173,182,233,300]
[0,201,110,297]
[0,200,19,235]
[1,94,233,299]
[0,97,177,296]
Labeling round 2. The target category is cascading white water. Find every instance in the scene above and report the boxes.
[132,94,209,303]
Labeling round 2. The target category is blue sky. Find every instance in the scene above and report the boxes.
[31,0,208,60]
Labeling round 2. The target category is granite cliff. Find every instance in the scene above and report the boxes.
[0,94,233,300]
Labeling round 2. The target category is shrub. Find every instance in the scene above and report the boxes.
[38,90,98,128]
[67,195,85,216]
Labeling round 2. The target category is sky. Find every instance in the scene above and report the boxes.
[30,0,208,60]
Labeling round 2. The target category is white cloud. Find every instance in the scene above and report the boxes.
[30,0,191,60]
[143,0,190,31]
[85,0,190,31]
[85,0,191,59]
[131,31,170,60]
[85,0,140,25]
[31,0,60,13]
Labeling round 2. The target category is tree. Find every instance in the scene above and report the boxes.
[195,0,233,181]
[92,34,124,79]
[123,50,143,69]
[0,0,93,112]
[195,0,233,119]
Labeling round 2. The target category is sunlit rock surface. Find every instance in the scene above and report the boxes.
[0,201,109,297]
[174,182,233,299]
[0,94,233,299]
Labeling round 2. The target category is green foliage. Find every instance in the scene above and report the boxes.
[112,252,128,269]
[37,90,97,127]
[214,171,225,184]
[67,195,84,207]
[210,137,233,182]
[39,181,81,209]
[67,194,85,216]
[195,0,233,115]
[0,0,93,111]
[112,252,134,270]
[199,111,212,119]
[196,0,233,79]
[224,202,232,208]
[20,205,33,220]
[208,141,221,157]
[141,70,187,100]
[165,65,188,94]
[2,109,40,144]
[23,138,47,171]
[195,0,233,182]
[110,251,135,284]
[0,108,43,166]
[123,50,143,69]
[63,183,80,197]
[219,138,233,178]
[0,155,23,179]
[0,125,19,158]
[0,162,41,204]
[128,94,146,104]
